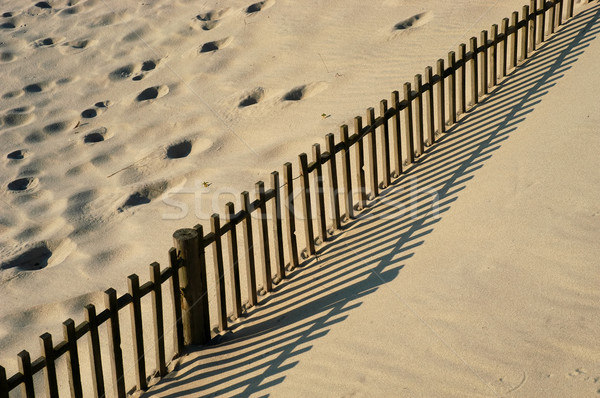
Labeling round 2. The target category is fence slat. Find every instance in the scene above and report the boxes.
[414,75,425,155]
[531,0,537,52]
[299,153,316,255]
[326,133,342,228]
[550,0,556,34]
[366,108,379,197]
[271,171,286,278]
[105,288,126,398]
[567,0,573,19]
[168,248,184,356]
[127,275,147,391]
[241,191,258,305]
[403,83,415,161]
[379,100,392,187]
[481,31,489,95]
[84,305,105,397]
[446,54,456,125]
[435,61,445,136]
[511,11,519,69]
[255,183,273,293]
[0,366,8,398]
[225,203,243,319]
[149,263,167,378]
[470,37,479,106]
[457,46,467,116]
[491,25,498,87]
[63,319,83,398]
[17,351,34,398]
[391,91,404,173]
[283,163,300,268]
[211,213,229,329]
[522,5,530,61]
[40,333,59,398]
[353,117,367,209]
[539,0,546,44]
[340,125,354,219]
[312,144,328,243]
[502,18,509,78]
[558,0,564,26]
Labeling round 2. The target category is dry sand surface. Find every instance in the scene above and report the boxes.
[0,0,598,396]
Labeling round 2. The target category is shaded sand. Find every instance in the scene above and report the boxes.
[143,3,600,397]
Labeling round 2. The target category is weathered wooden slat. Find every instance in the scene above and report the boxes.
[391,91,403,174]
[502,18,509,77]
[458,45,467,115]
[403,83,416,162]
[40,333,59,398]
[148,263,167,378]
[0,366,8,398]
[168,248,184,357]
[481,31,489,95]
[339,125,354,220]
[470,37,479,106]
[522,5,530,61]
[549,0,556,34]
[379,100,392,186]
[366,108,379,197]
[225,203,243,319]
[127,274,147,392]
[491,25,498,87]
[326,133,342,229]
[17,351,35,398]
[353,117,367,209]
[312,144,328,243]
[84,305,105,398]
[511,11,519,69]
[567,0,573,19]
[531,0,538,51]
[299,153,316,255]
[283,163,300,268]
[241,191,258,305]
[558,0,564,26]
[539,0,546,44]
[211,213,229,328]
[268,173,285,280]
[446,54,456,125]
[254,183,273,294]
[105,288,126,398]
[63,319,83,398]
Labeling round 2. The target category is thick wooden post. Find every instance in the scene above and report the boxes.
[299,153,316,255]
[391,91,403,173]
[105,288,126,398]
[326,133,342,229]
[403,83,415,162]
[470,37,478,106]
[446,54,456,125]
[283,163,300,267]
[241,191,258,304]
[511,11,519,69]
[0,366,8,398]
[481,31,489,95]
[255,183,272,292]
[522,5,530,61]
[312,144,328,242]
[173,228,210,344]
[127,274,147,391]
[531,0,537,51]
[271,172,286,278]
[340,125,354,219]
[148,263,167,378]
[379,100,392,186]
[354,116,367,209]
[225,203,242,319]
[458,45,467,115]
[501,18,509,78]
[366,108,379,196]
[40,333,60,398]
[491,25,498,87]
[210,214,228,329]
[167,248,184,356]
[17,351,34,398]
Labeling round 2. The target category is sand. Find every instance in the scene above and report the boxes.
[1,0,598,396]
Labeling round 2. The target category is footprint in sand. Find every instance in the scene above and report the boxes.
[393,12,433,31]
[1,50,17,62]
[7,177,38,192]
[282,82,327,102]
[83,127,111,143]
[0,239,76,271]
[3,106,36,127]
[110,59,159,81]
[34,2,52,9]
[136,85,169,101]
[23,81,53,94]
[7,149,28,160]
[239,87,265,108]
[34,37,61,47]
[43,119,78,135]
[60,39,95,53]
[246,0,275,14]
[166,140,192,159]
[199,37,232,53]
[196,8,231,30]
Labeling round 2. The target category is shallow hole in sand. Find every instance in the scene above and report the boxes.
[7,149,26,160]
[166,140,192,159]
[0,245,51,270]
[136,85,168,101]
[283,86,306,101]
[81,108,97,118]
[35,2,52,9]
[7,177,38,191]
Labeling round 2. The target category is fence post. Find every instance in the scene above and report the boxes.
[17,351,34,398]
[299,153,316,255]
[210,214,229,330]
[167,248,184,356]
[539,1,546,44]
[173,228,211,344]
[271,171,286,277]
[531,0,538,51]
[549,0,556,34]
[241,191,258,304]
[63,319,83,398]
[0,366,8,398]
[40,333,60,398]
[225,203,243,318]
[255,183,273,293]
[379,100,392,187]
[567,0,573,19]
[353,117,367,209]
[522,6,530,61]
[470,37,479,106]
[366,108,379,197]
[491,25,498,87]
[558,0,564,26]
[312,144,328,242]
[511,11,519,69]
[283,163,300,267]
[501,18,509,78]
[457,46,467,116]
[403,83,415,160]
[105,288,126,398]
[127,275,147,392]
[391,91,403,173]
[340,125,354,219]
[413,74,425,154]
[148,263,167,378]
[481,31,489,95]
[446,54,456,126]
[326,133,342,228]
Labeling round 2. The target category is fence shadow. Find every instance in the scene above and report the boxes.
[143,3,600,397]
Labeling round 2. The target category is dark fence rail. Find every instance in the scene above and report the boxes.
[0,0,586,396]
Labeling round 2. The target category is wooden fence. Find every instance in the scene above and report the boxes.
[0,0,585,396]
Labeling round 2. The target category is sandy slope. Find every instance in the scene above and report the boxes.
[143,1,600,397]
[0,0,595,395]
